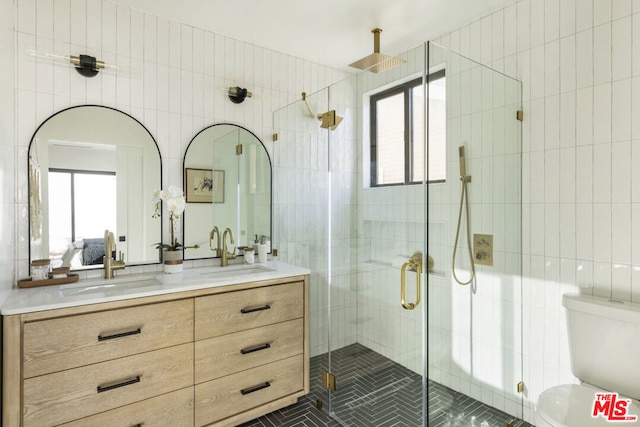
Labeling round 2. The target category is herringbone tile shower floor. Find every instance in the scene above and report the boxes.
[240,343,531,427]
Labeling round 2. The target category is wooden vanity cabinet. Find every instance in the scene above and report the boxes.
[2,275,310,427]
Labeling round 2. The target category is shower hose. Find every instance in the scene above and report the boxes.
[451,177,475,285]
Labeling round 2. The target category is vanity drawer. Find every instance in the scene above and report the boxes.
[195,318,303,383]
[23,343,193,427]
[59,387,194,427]
[195,355,304,426]
[23,299,193,378]
[195,281,303,340]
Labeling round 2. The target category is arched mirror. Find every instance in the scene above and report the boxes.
[28,105,162,270]
[183,124,271,260]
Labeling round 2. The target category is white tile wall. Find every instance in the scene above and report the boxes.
[0,0,15,306]
[434,0,640,422]
[8,0,349,281]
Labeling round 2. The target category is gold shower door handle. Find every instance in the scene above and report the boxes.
[400,259,422,310]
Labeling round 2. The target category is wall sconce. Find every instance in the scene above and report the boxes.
[228,86,252,104]
[28,50,119,78]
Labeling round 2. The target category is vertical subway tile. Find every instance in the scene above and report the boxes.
[634,14,640,76]
[115,4,130,57]
[592,83,611,144]
[592,142,611,202]
[575,145,593,202]
[130,9,143,59]
[530,0,545,47]
[593,0,612,26]
[544,0,560,42]
[559,203,576,259]
[53,0,70,43]
[576,204,594,260]
[143,13,157,63]
[593,23,611,85]
[559,35,575,93]
[611,141,631,202]
[101,0,116,54]
[559,91,576,148]
[544,41,559,96]
[575,29,593,89]
[576,87,593,145]
[559,0,576,38]
[181,25,193,71]
[576,0,594,32]
[612,16,632,81]
[36,0,54,40]
[155,18,169,67]
[544,94,559,149]
[612,79,632,142]
[85,0,100,50]
[593,203,612,262]
[611,204,631,265]
[504,4,517,57]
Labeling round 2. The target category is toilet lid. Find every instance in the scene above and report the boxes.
[537,384,640,427]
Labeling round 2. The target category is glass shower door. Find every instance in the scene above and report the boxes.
[325,49,429,426]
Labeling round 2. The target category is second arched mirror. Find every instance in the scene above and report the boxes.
[183,124,272,260]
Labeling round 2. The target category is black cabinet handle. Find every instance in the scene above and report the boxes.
[240,304,271,314]
[240,343,271,355]
[240,381,271,395]
[97,375,141,393]
[98,328,141,341]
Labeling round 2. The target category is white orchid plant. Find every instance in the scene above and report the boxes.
[152,185,186,251]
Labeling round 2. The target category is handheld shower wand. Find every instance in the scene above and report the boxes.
[452,145,476,285]
[458,146,467,180]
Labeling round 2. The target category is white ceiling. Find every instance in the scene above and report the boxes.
[114,0,513,72]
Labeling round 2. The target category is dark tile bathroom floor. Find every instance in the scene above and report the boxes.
[241,343,532,427]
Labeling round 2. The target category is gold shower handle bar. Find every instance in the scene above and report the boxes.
[400,259,422,310]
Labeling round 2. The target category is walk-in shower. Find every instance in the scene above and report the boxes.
[273,41,523,426]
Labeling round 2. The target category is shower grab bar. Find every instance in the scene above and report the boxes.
[400,252,422,310]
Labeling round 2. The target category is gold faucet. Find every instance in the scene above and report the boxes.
[209,226,221,257]
[103,229,125,279]
[221,228,236,267]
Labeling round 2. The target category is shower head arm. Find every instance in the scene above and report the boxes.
[372,28,382,54]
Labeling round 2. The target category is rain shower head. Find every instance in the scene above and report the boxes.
[318,110,343,130]
[348,28,405,73]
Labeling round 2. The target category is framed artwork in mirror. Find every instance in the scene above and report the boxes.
[186,168,224,203]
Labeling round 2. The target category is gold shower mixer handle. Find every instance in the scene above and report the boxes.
[400,253,422,310]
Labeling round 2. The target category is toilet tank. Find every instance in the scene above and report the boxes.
[563,293,640,400]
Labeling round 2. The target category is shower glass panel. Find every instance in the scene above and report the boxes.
[272,40,522,426]
[272,87,331,408]
[426,42,523,425]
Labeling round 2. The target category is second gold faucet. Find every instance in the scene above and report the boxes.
[221,227,236,267]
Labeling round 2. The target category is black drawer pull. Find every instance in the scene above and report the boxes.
[240,304,271,314]
[98,328,141,341]
[97,375,141,393]
[240,343,271,355]
[240,381,271,395]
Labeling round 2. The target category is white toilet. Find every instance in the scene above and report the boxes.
[535,293,640,426]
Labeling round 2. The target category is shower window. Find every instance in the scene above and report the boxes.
[369,70,446,186]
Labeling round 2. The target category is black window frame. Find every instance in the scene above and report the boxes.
[369,69,446,187]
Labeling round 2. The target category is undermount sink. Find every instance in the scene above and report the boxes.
[189,264,274,279]
[60,277,162,297]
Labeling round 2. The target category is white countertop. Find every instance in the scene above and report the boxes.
[1,261,310,315]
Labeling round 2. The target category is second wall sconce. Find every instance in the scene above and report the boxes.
[228,86,252,104]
